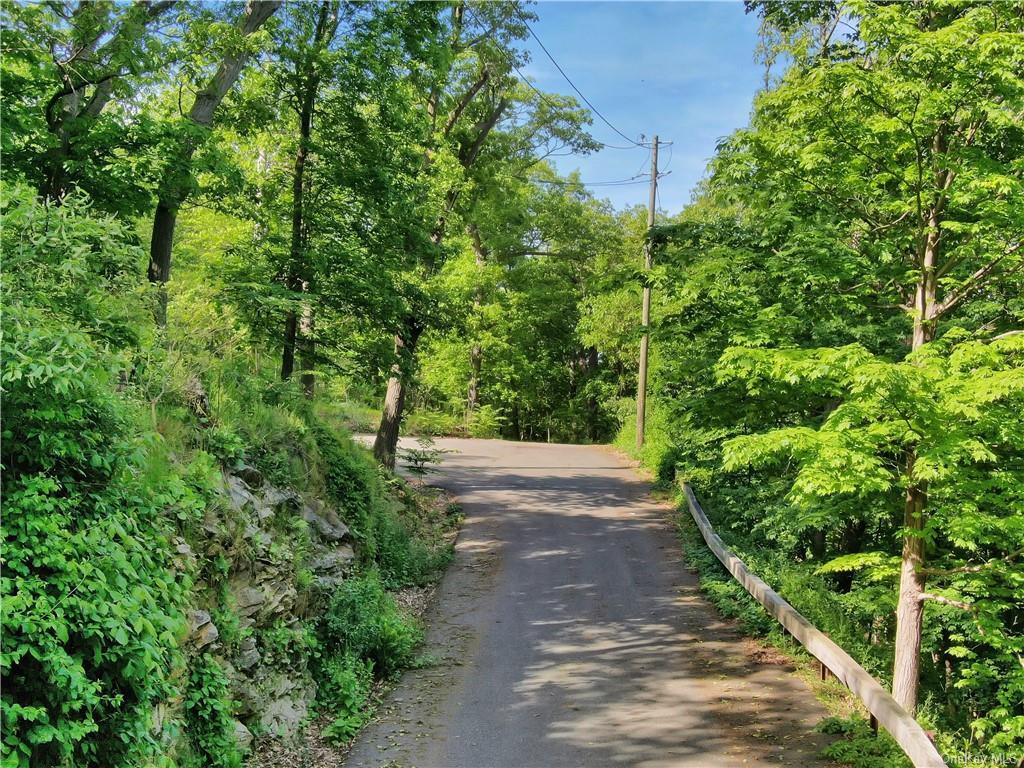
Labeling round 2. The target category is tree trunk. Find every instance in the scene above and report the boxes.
[281,310,298,380]
[585,345,600,441]
[299,295,315,398]
[467,344,481,414]
[280,0,330,387]
[811,529,827,560]
[373,328,420,469]
[146,0,280,325]
[148,200,178,326]
[281,117,308,380]
[891,198,941,714]
[466,223,487,416]
[892,468,928,713]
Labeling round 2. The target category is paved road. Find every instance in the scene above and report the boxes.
[345,438,833,768]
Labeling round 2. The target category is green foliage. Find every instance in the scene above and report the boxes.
[318,654,374,745]
[622,3,1024,760]
[313,424,386,546]
[319,572,423,680]
[398,436,448,475]
[817,717,909,768]
[1,184,190,767]
[467,404,505,439]
[9,0,1022,761]
[182,655,242,768]
[374,510,453,589]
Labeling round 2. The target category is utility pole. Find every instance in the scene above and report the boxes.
[636,136,658,452]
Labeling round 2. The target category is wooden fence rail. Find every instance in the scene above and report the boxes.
[681,483,947,768]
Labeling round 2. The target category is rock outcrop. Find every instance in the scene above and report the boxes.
[184,468,357,752]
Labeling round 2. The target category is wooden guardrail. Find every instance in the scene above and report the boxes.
[681,484,947,768]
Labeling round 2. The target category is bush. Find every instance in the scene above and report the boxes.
[1,185,190,767]
[313,425,386,550]
[375,510,452,589]
[318,653,373,745]
[319,572,422,679]
[182,654,242,768]
[403,410,462,437]
[468,405,505,438]
[818,716,909,768]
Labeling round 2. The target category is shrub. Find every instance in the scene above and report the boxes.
[319,572,422,679]
[313,424,385,550]
[318,653,373,745]
[374,511,452,589]
[818,716,909,768]
[1,185,190,767]
[467,405,505,438]
[182,654,242,768]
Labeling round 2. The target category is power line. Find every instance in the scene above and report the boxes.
[661,142,674,174]
[517,12,647,148]
[521,170,671,188]
[464,8,644,152]
[521,175,646,187]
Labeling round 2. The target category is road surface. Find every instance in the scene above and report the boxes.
[345,438,833,767]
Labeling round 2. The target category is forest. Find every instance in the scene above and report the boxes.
[2,0,1022,766]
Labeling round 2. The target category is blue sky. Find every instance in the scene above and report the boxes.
[518,1,765,214]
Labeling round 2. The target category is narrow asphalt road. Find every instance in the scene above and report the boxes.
[345,438,833,768]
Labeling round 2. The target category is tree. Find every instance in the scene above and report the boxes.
[717,0,1024,716]
[371,0,598,466]
[273,0,341,393]
[147,0,280,325]
[2,0,177,213]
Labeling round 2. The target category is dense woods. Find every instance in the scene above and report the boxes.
[634,2,1024,762]
[2,0,1022,766]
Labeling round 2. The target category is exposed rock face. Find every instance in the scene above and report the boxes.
[310,547,355,576]
[236,636,260,671]
[233,720,254,753]
[234,464,264,489]
[188,610,219,649]
[185,470,357,749]
[302,499,351,543]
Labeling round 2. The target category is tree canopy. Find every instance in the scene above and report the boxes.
[2,0,1022,765]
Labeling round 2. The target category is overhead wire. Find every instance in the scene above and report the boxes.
[523,170,672,189]
[465,7,675,197]
[465,7,645,151]
[516,12,648,148]
[524,174,652,187]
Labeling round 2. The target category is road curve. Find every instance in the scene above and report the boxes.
[345,438,833,768]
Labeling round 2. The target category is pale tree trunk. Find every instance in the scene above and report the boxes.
[147,0,280,325]
[467,345,481,415]
[891,195,941,714]
[893,462,928,713]
[373,327,421,469]
[466,223,487,416]
[299,287,315,398]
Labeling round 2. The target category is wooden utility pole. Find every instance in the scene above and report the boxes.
[636,136,658,451]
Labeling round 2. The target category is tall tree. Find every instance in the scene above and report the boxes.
[720,0,1024,714]
[371,0,597,466]
[274,0,341,393]
[147,0,280,325]
[2,0,177,212]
